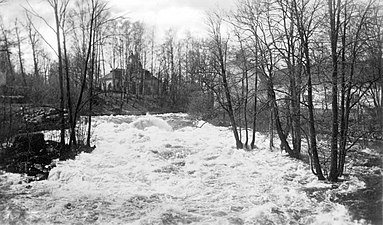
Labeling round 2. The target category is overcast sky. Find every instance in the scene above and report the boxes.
[1,0,235,38]
[109,0,234,36]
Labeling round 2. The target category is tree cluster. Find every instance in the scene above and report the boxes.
[0,0,381,182]
[201,0,382,182]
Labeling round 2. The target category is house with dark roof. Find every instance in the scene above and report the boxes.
[99,68,159,95]
[100,53,160,95]
[100,69,123,91]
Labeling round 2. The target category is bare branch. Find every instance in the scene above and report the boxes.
[24,10,58,56]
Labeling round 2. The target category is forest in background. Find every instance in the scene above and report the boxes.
[0,0,382,182]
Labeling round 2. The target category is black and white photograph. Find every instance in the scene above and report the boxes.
[0,0,382,224]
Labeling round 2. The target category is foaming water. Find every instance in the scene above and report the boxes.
[130,115,173,131]
[1,113,366,225]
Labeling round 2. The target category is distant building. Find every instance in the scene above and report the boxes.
[141,70,160,95]
[99,53,160,95]
[100,69,123,91]
[99,68,159,95]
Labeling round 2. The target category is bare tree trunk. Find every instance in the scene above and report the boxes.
[63,25,76,146]
[236,32,249,147]
[15,21,27,86]
[328,0,341,182]
[288,0,324,178]
[250,70,258,149]
[338,1,372,177]
[26,14,39,79]
[307,58,325,180]
[267,77,274,150]
[51,0,66,157]
[268,77,295,155]
[291,65,302,156]
[244,69,249,147]
[339,8,347,176]
[208,12,243,149]
[1,26,15,85]
[72,0,96,147]
[87,31,95,147]
[269,106,274,150]
[251,38,259,149]
[222,62,243,149]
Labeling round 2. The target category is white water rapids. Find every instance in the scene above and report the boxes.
[0,113,366,224]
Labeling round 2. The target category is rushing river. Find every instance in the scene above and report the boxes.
[0,113,366,224]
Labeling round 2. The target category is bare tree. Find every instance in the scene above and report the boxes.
[25,12,40,79]
[0,21,15,85]
[61,1,75,146]
[233,28,250,147]
[49,0,69,156]
[327,0,342,181]
[337,0,376,177]
[232,0,263,149]
[14,19,27,86]
[367,5,383,139]
[87,0,107,146]
[70,0,109,147]
[290,0,325,179]
[26,0,71,155]
[206,11,243,149]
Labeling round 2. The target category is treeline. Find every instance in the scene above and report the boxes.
[0,0,382,182]
[200,0,382,182]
